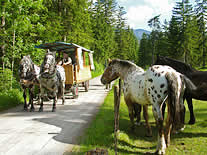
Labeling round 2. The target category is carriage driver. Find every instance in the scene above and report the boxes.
[58,52,72,66]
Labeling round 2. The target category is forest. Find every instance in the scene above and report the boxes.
[0,0,207,94]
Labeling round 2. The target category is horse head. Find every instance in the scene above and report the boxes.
[154,55,169,66]
[19,55,34,80]
[41,51,56,74]
[101,59,120,84]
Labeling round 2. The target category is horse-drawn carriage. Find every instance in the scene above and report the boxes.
[35,42,95,99]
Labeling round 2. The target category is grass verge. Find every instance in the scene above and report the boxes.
[0,89,23,112]
[69,88,207,155]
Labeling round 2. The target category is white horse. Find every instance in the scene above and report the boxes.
[19,55,40,111]
[101,59,196,154]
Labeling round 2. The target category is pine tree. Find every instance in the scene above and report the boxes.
[91,0,117,62]
[138,33,151,68]
[195,0,207,67]
[148,15,161,64]
[172,0,193,63]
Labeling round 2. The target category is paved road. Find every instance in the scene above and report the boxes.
[0,76,110,155]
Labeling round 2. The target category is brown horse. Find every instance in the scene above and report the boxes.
[155,56,207,124]
[101,59,194,154]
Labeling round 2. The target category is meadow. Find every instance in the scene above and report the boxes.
[70,86,207,155]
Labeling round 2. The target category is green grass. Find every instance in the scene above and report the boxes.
[69,89,207,155]
[0,89,23,111]
[91,61,105,78]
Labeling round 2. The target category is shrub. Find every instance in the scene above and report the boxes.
[92,61,105,78]
[0,89,23,111]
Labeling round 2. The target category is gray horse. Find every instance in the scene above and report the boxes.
[19,55,40,111]
[39,51,65,112]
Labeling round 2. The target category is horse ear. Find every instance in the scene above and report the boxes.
[108,58,112,63]
[155,54,161,61]
[52,51,56,56]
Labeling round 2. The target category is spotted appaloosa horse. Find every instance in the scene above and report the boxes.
[19,55,40,111]
[101,59,196,154]
[39,51,65,112]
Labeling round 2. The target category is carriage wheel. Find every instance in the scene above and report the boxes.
[72,85,79,99]
[84,80,89,92]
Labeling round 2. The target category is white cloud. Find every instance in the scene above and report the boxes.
[126,5,154,29]
[122,0,175,30]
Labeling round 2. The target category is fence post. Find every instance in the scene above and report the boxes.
[114,79,121,155]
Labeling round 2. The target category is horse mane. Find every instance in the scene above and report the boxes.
[111,59,143,71]
[155,56,197,75]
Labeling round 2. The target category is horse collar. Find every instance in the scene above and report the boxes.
[41,71,56,79]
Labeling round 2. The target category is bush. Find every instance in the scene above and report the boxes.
[0,68,13,92]
[0,89,23,111]
[92,61,105,78]
[0,68,21,93]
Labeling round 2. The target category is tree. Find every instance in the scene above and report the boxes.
[138,33,151,67]
[91,0,117,62]
[148,15,161,64]
[172,0,194,63]
[195,0,207,67]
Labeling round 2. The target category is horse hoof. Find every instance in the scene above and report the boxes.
[30,108,35,112]
[39,108,43,112]
[188,119,195,125]
[154,150,165,155]
[52,108,56,112]
[23,108,28,112]
[135,121,141,126]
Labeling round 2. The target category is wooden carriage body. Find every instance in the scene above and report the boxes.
[35,42,94,98]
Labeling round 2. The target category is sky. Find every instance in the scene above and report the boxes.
[116,0,184,31]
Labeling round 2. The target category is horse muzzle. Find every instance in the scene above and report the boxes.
[20,79,30,85]
[100,76,107,85]
[44,64,50,73]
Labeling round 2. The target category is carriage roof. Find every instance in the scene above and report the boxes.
[35,42,94,53]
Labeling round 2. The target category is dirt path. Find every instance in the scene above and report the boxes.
[0,76,110,155]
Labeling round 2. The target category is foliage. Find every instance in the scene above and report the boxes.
[0,0,139,95]
[139,0,207,68]
[91,61,105,78]
[0,89,23,111]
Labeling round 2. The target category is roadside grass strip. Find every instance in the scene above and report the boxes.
[71,89,207,155]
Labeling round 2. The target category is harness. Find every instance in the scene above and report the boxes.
[41,71,57,79]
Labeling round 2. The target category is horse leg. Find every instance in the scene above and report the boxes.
[29,87,35,112]
[52,95,57,112]
[162,102,166,119]
[23,88,28,111]
[133,103,142,125]
[153,104,166,155]
[143,105,152,137]
[186,96,195,124]
[37,86,41,105]
[39,87,44,112]
[165,104,173,147]
[127,103,135,130]
[61,82,65,105]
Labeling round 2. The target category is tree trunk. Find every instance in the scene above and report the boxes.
[202,32,206,68]
[11,28,15,89]
[1,3,6,71]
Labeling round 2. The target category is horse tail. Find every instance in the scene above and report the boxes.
[165,72,185,131]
